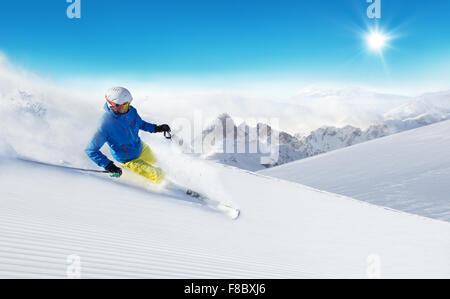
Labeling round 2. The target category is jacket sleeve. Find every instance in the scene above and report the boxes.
[85,127,112,168]
[137,113,156,133]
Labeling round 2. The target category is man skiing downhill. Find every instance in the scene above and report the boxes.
[85,87,171,183]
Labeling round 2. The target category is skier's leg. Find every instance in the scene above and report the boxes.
[138,143,157,165]
[122,159,164,183]
[122,143,163,183]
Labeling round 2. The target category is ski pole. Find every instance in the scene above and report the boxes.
[18,157,109,174]
[164,131,172,140]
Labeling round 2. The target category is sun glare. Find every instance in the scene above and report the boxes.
[366,30,389,52]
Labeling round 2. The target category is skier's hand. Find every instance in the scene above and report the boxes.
[105,162,122,178]
[155,124,171,133]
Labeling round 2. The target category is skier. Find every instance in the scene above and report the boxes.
[85,87,171,183]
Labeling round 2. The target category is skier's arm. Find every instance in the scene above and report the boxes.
[136,113,157,133]
[140,120,157,133]
[136,112,170,133]
[85,128,112,168]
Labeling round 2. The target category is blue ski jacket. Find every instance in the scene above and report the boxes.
[85,103,156,168]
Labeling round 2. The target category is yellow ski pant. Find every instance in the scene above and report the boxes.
[121,143,164,184]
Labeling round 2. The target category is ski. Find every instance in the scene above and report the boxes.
[185,188,241,220]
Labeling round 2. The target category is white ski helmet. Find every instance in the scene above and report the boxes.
[105,87,133,105]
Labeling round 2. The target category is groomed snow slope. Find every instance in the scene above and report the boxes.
[0,156,449,278]
[260,119,450,222]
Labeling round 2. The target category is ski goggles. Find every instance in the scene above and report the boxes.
[106,97,130,111]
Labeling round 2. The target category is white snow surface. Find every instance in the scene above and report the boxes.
[260,119,450,222]
[1,156,450,278]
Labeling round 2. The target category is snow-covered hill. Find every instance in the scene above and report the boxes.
[384,90,450,131]
[1,153,449,278]
[260,119,450,222]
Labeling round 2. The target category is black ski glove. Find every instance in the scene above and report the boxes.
[155,124,171,133]
[105,162,122,178]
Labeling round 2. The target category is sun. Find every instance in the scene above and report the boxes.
[366,30,390,52]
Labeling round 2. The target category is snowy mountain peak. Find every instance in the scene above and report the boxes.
[198,114,393,171]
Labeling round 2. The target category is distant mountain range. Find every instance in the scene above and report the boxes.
[198,90,450,171]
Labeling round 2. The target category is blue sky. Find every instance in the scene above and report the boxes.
[0,0,449,91]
